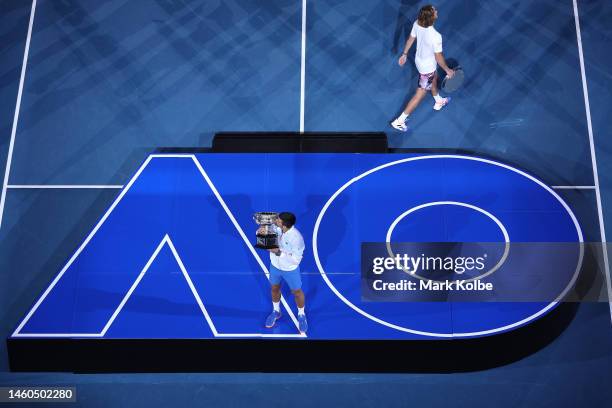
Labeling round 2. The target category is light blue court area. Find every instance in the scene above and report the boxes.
[11,153,582,340]
[305,0,595,185]
[7,0,302,185]
[0,0,600,188]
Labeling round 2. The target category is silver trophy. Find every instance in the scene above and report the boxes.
[253,212,279,249]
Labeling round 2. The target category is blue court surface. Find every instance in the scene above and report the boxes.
[10,153,584,340]
[0,0,611,407]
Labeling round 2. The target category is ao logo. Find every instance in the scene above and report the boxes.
[313,155,583,337]
[13,154,583,339]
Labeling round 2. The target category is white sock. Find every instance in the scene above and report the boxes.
[273,301,280,312]
[298,307,305,316]
[397,112,409,122]
[433,94,444,103]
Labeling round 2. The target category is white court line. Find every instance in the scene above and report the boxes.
[385,201,510,284]
[15,234,304,338]
[191,156,305,335]
[0,0,37,230]
[552,185,596,190]
[299,0,307,132]
[12,155,305,338]
[12,333,104,338]
[8,185,124,189]
[99,235,220,337]
[573,0,612,324]
[12,155,157,336]
[313,155,584,337]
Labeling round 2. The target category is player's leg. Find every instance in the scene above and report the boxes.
[391,73,431,131]
[271,284,281,303]
[284,268,308,333]
[431,71,439,97]
[404,88,428,115]
[391,88,427,131]
[265,265,283,328]
[292,289,305,309]
[431,71,451,111]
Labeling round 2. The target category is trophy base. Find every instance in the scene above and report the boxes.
[255,243,280,250]
[255,234,279,249]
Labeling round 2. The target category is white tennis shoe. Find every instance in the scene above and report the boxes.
[433,97,451,111]
[391,119,408,132]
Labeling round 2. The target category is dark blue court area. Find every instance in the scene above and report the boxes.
[9,153,584,340]
[0,0,611,407]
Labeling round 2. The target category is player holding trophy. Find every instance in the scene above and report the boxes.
[255,212,307,333]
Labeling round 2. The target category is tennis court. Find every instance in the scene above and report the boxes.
[0,0,610,406]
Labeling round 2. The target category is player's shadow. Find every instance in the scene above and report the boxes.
[206,194,275,299]
[390,1,419,123]
[208,193,261,235]
[293,194,351,312]
[302,193,356,318]
[436,57,461,83]
[391,0,419,54]
[206,193,332,310]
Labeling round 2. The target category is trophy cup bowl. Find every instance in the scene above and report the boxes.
[253,212,279,249]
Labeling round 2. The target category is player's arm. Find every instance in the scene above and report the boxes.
[398,35,415,66]
[435,52,454,78]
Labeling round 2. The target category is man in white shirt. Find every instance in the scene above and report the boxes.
[261,212,307,333]
[391,4,455,132]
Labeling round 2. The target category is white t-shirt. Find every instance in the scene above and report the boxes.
[410,21,443,74]
[269,225,305,271]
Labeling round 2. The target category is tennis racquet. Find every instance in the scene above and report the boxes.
[441,66,464,93]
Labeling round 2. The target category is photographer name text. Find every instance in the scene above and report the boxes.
[371,279,493,291]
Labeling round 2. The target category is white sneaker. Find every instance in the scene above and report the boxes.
[391,119,407,132]
[433,97,451,111]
